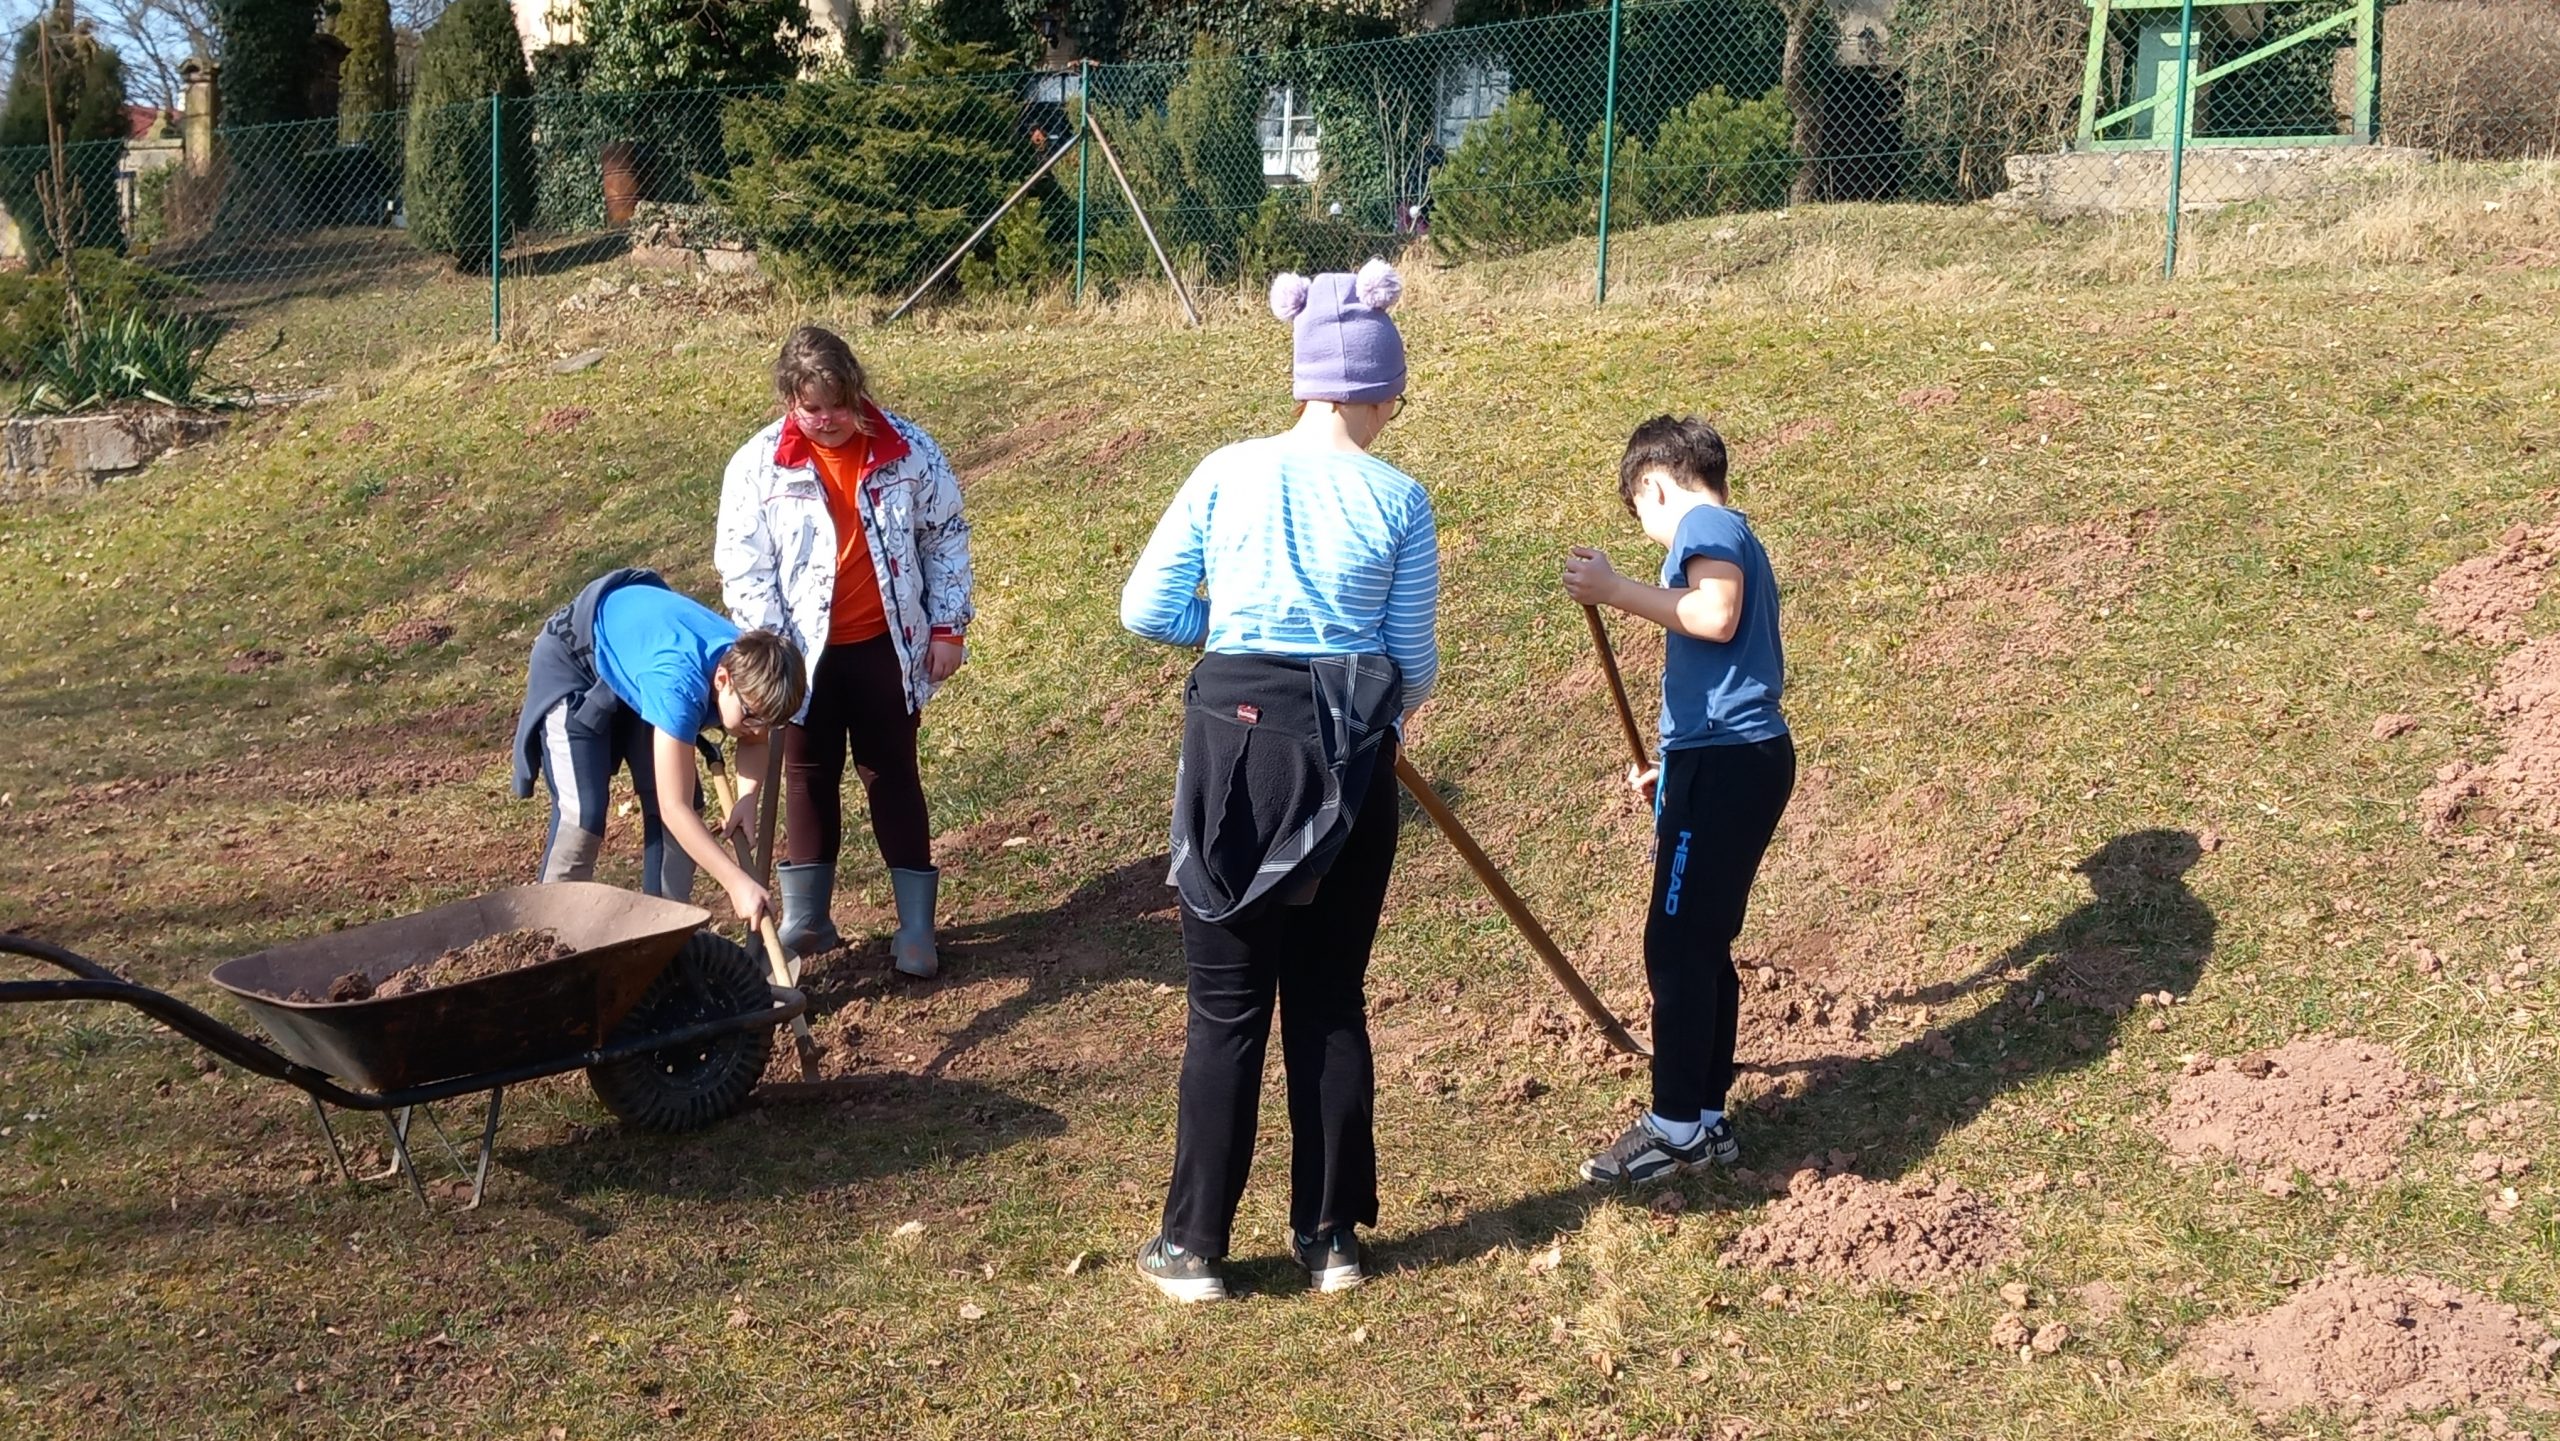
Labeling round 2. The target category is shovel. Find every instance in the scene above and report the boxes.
[701,742,823,1082]
[1394,751,1650,1058]
[1583,604,1653,776]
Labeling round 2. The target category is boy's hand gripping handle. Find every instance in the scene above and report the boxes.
[705,750,823,1082]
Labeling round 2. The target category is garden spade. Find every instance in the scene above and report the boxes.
[702,745,823,1082]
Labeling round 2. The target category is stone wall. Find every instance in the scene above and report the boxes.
[1993,145,2433,220]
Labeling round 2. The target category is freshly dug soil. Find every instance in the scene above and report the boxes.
[375,928,575,998]
[2423,520,2554,647]
[286,970,378,1003]
[2181,1266,2557,1421]
[2151,1037,2430,1187]
[2421,637,2560,838]
[1719,1168,2018,1289]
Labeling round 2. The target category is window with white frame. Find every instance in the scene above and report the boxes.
[1260,86,1321,183]
[1436,59,1513,150]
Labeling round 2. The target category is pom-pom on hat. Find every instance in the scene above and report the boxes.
[1270,258,1406,405]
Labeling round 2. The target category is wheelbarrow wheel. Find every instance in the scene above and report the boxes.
[586,930,775,1133]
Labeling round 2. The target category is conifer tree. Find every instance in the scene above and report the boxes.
[403,0,531,268]
[0,0,129,262]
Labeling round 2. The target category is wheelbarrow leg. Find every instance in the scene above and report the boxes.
[464,1088,505,1212]
[382,1109,430,1212]
[417,1103,472,1174]
[306,1095,355,1185]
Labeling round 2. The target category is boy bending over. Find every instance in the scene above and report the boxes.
[511,567,807,925]
[1562,417,1795,1184]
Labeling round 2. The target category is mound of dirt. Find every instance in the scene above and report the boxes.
[2420,637,2560,838]
[380,618,455,649]
[2152,1037,2430,1187]
[2423,520,2555,646]
[2180,1267,2558,1422]
[1719,1168,2018,1289]
[375,927,574,998]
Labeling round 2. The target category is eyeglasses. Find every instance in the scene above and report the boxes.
[1391,396,1410,419]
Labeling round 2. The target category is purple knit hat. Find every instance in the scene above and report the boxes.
[1270,259,1406,404]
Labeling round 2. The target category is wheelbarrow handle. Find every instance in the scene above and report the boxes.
[0,933,357,1100]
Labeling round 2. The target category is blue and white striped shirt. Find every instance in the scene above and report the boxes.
[1120,437,1440,707]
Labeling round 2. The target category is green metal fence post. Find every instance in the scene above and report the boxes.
[1074,59,1091,306]
[2161,0,2196,278]
[2352,0,2381,141]
[489,93,503,342]
[1594,0,1624,304]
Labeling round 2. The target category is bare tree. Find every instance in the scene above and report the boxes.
[85,0,211,113]
[1772,0,1831,203]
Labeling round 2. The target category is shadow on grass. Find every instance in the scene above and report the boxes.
[505,1071,1065,1232]
[1379,827,2217,1271]
[797,852,1184,1076]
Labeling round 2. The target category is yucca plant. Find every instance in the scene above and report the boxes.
[17,309,232,415]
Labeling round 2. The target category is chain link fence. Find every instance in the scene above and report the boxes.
[5,0,2555,364]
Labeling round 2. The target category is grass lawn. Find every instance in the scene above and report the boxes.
[3,166,2557,1439]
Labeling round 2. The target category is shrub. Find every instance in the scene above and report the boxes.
[714,43,1029,295]
[403,0,533,269]
[1100,35,1270,282]
[1606,85,1794,226]
[1893,0,2087,199]
[128,162,176,250]
[212,0,322,127]
[529,43,607,235]
[2381,0,2560,158]
[1429,88,1583,263]
[0,251,187,382]
[585,0,807,91]
[17,308,230,414]
[959,197,1061,298]
[0,1,128,263]
[333,0,398,141]
[1237,187,1399,277]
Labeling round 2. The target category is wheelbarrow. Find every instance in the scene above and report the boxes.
[0,881,807,1210]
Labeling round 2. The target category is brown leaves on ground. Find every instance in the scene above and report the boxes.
[1897,385,1958,413]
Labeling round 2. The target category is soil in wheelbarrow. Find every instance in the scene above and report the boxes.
[286,928,576,1002]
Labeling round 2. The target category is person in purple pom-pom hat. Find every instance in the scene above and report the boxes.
[1118,260,1442,1303]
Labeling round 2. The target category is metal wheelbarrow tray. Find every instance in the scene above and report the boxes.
[1,882,808,1209]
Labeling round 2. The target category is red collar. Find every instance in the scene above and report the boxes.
[774,399,910,474]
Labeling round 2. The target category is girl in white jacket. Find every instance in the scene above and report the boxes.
[714,326,975,977]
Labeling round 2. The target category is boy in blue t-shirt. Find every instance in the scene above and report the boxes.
[510,569,808,926]
[1561,415,1797,1185]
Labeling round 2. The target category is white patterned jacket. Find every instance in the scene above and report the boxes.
[713,404,975,719]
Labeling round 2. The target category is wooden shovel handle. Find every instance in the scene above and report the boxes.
[1394,752,1650,1057]
[1583,604,1652,773]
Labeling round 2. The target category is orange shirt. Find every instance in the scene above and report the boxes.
[811,433,890,645]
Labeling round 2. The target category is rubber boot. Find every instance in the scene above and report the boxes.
[775,862,843,960]
[890,866,940,979]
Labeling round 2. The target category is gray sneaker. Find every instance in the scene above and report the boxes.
[1579,1114,1736,1185]
[1136,1235,1227,1303]
[1292,1228,1363,1293]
